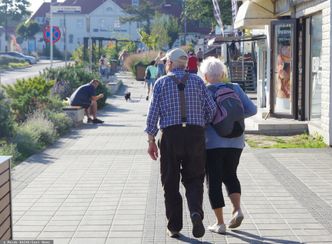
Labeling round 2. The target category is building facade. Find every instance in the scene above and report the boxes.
[234,0,332,145]
[31,0,140,54]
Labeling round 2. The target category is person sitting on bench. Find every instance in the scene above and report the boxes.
[70,79,104,124]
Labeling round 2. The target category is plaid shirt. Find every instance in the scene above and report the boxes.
[145,69,217,136]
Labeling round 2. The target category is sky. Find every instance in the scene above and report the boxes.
[28,0,65,14]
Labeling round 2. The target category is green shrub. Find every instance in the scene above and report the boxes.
[47,112,73,135]
[42,65,108,108]
[0,143,21,164]
[14,126,40,157]
[0,56,26,66]
[124,51,159,75]
[14,112,57,157]
[2,76,55,121]
[8,62,30,69]
[71,45,84,65]
[0,89,15,138]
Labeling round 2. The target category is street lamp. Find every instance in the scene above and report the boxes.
[183,0,187,45]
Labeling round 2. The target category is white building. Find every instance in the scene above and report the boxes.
[234,0,332,146]
[0,26,5,52]
[31,0,141,54]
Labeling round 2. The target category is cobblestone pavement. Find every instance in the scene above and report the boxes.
[11,72,332,244]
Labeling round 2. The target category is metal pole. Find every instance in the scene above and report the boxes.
[5,2,8,52]
[183,0,187,45]
[88,16,92,71]
[50,4,53,68]
[64,14,67,66]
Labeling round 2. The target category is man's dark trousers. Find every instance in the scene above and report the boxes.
[159,125,206,232]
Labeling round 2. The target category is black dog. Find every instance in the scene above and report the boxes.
[124,92,131,101]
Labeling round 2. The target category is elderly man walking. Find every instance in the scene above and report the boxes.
[145,48,217,239]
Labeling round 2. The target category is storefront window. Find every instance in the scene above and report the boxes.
[310,13,322,119]
[273,23,294,115]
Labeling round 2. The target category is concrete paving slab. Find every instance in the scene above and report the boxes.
[10,71,332,243]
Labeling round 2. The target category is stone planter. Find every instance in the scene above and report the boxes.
[62,106,84,126]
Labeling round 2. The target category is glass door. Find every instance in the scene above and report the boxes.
[271,19,297,117]
[309,13,322,120]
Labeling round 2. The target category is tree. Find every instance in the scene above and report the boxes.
[16,21,40,40]
[151,14,179,49]
[184,0,232,27]
[120,0,156,34]
[165,16,179,49]
[0,0,30,50]
[139,29,158,50]
[16,21,40,53]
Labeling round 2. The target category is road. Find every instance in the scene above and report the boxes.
[0,60,68,85]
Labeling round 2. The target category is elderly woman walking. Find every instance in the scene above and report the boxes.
[200,57,257,234]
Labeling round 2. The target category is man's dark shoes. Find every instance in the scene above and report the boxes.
[167,229,180,238]
[92,118,104,124]
[87,118,93,123]
[191,212,205,238]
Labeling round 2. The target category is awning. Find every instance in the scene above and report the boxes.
[208,34,266,46]
[234,0,275,29]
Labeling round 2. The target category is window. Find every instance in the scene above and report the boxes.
[114,19,120,28]
[69,34,74,44]
[132,0,139,6]
[76,19,83,28]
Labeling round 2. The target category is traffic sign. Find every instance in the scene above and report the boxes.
[52,5,81,14]
[43,26,61,44]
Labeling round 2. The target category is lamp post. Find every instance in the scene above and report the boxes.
[50,2,54,68]
[183,0,187,45]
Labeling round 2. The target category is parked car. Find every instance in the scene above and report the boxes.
[2,52,37,64]
[0,53,26,64]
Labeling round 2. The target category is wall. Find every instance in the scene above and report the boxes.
[295,0,331,145]
[34,0,140,54]
[0,32,5,52]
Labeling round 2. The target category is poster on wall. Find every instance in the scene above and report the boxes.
[274,23,293,114]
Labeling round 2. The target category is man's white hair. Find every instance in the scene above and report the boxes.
[200,56,227,81]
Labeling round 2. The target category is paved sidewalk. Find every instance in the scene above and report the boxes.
[11,72,332,244]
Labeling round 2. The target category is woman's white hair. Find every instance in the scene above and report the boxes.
[200,56,226,81]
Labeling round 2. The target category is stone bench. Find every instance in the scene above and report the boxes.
[62,106,84,126]
[107,78,123,95]
[0,156,13,240]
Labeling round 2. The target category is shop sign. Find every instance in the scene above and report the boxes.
[274,0,291,15]
[291,0,311,5]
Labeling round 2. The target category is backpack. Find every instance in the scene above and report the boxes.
[145,67,151,80]
[208,83,245,138]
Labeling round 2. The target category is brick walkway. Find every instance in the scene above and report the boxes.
[11,72,332,243]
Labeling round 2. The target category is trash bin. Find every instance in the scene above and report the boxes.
[135,62,147,81]
[109,59,118,75]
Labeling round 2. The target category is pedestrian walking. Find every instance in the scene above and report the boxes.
[200,57,257,234]
[99,55,108,77]
[145,48,217,239]
[186,51,198,74]
[155,51,166,78]
[197,48,204,63]
[144,60,158,100]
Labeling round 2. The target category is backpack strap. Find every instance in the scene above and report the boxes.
[169,73,189,127]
